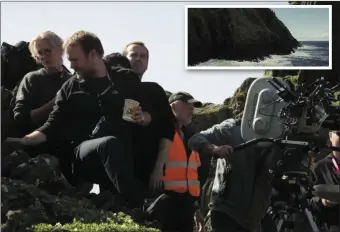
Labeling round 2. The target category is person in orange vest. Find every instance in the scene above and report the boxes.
[146,92,205,232]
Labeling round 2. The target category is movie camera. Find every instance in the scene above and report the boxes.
[237,76,340,232]
[241,76,340,172]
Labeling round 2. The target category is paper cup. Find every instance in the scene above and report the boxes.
[122,99,140,122]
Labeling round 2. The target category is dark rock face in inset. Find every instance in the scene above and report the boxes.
[187,8,301,66]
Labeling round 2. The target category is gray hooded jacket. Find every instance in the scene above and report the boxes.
[188,118,277,231]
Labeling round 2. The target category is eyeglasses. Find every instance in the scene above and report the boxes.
[36,48,52,59]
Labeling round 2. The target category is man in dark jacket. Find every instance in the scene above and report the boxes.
[310,130,340,232]
[188,119,279,232]
[6,31,154,215]
[13,31,71,137]
[11,31,73,182]
[123,41,176,196]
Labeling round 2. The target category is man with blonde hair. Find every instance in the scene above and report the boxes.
[13,31,71,135]
[7,31,155,218]
[11,31,72,182]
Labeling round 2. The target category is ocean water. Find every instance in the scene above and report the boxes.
[197,41,330,67]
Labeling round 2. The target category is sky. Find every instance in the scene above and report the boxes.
[272,8,330,41]
[2,1,329,104]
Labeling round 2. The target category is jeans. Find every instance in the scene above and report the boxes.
[74,136,146,208]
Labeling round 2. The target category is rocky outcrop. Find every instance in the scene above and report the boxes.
[187,77,256,134]
[1,150,160,232]
[187,8,301,66]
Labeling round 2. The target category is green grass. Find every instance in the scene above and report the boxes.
[334,91,340,106]
[31,213,160,232]
[284,75,298,85]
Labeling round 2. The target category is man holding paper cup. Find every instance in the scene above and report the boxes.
[123,41,177,197]
[6,31,155,217]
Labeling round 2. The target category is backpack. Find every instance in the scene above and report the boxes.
[1,86,15,141]
[1,41,42,90]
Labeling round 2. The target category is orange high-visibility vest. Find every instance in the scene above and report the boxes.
[163,130,201,196]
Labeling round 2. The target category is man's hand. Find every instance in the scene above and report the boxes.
[5,136,30,147]
[149,164,163,190]
[6,131,47,147]
[131,106,151,125]
[4,137,25,151]
[321,198,338,207]
[194,209,205,232]
[212,145,233,158]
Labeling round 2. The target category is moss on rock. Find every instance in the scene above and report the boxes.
[1,177,160,232]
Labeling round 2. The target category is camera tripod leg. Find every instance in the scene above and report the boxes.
[303,208,320,232]
[276,219,284,232]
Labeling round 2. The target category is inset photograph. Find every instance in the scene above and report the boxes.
[185,5,332,70]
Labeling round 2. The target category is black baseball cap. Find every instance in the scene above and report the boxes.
[169,92,203,107]
[331,131,340,136]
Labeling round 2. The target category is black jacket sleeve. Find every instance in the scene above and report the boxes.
[141,82,176,141]
[13,72,37,127]
[109,67,175,141]
[111,68,152,112]
[310,165,323,211]
[36,79,72,140]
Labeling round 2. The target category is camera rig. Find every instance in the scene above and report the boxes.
[228,137,339,232]
[242,76,339,142]
[239,76,340,232]
[241,76,339,173]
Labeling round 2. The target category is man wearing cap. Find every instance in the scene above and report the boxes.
[146,92,205,232]
[310,130,340,232]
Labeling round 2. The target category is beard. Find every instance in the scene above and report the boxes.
[75,68,95,79]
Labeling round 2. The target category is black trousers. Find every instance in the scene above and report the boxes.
[133,125,164,198]
[146,192,195,232]
[74,136,146,208]
[211,210,251,232]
